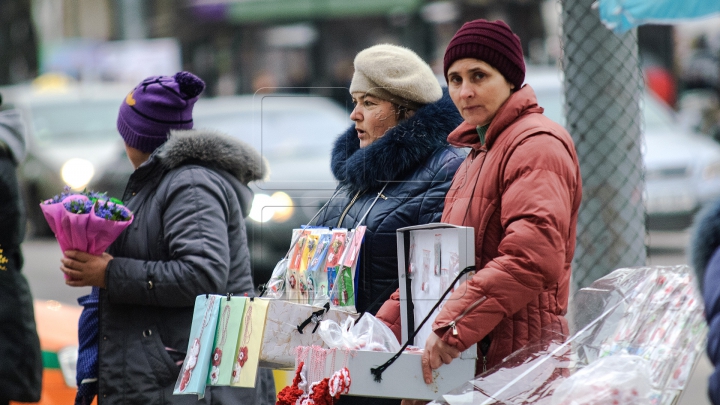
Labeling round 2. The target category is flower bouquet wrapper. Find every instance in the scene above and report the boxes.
[40,194,134,256]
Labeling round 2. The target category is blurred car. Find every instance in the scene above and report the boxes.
[2,78,349,285]
[527,66,720,230]
[192,94,349,284]
[0,75,133,236]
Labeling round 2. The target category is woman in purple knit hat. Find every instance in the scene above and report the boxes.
[59,72,275,404]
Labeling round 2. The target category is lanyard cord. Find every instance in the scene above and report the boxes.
[355,184,388,228]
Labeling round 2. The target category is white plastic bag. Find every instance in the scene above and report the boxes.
[551,355,653,405]
[318,314,400,352]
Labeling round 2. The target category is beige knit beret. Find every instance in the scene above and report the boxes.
[349,44,442,110]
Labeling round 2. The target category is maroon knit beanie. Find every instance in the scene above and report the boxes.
[443,19,526,89]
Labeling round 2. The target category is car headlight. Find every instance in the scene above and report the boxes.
[248,192,294,223]
[61,158,95,189]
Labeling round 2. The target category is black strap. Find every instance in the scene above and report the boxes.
[297,302,331,334]
[354,279,400,324]
[370,265,476,382]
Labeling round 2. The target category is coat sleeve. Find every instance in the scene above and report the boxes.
[376,288,402,343]
[105,167,234,307]
[432,135,579,351]
[417,149,464,225]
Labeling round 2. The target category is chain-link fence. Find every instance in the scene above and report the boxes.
[560,0,646,292]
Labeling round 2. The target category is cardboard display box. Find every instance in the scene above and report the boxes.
[331,223,478,400]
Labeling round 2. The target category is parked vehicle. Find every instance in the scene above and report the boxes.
[0,76,133,237]
[527,66,720,230]
[192,94,349,284]
[1,76,348,285]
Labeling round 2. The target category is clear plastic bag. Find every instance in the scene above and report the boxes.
[318,314,400,352]
[551,355,653,405]
[264,258,288,299]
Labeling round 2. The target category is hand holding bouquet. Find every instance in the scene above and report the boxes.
[41,187,133,285]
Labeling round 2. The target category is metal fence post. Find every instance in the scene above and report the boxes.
[561,0,646,291]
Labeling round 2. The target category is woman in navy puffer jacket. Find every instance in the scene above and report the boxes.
[315,44,464,321]
[690,197,720,405]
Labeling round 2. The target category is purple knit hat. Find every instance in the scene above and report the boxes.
[117,71,205,153]
[443,19,526,89]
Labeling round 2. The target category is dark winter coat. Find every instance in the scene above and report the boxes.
[0,110,42,403]
[690,198,720,405]
[100,129,275,404]
[315,90,465,315]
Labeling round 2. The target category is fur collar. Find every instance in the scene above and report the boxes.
[330,89,462,193]
[690,198,720,292]
[158,129,268,185]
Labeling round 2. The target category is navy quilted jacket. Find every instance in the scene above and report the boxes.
[315,90,465,315]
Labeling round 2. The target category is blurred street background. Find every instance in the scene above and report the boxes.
[4,0,720,402]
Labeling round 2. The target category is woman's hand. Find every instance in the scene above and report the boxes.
[60,250,113,288]
[421,332,461,384]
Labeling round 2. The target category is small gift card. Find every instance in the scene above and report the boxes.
[174,294,222,398]
[207,296,247,386]
[341,226,366,268]
[289,229,311,271]
[337,266,355,308]
[308,233,332,273]
[231,298,270,388]
[299,233,319,272]
[324,230,347,268]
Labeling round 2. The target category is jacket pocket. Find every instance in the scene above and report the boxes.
[139,325,181,387]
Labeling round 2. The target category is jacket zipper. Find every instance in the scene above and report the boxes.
[337,191,362,227]
[442,295,487,335]
[439,296,489,369]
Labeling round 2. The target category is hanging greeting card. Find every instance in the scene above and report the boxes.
[341,226,365,269]
[308,233,332,273]
[288,229,313,302]
[300,234,319,272]
[174,294,222,398]
[324,231,347,269]
[207,296,247,386]
[231,298,270,388]
[290,229,311,271]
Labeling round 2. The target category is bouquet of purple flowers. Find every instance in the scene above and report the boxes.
[40,186,133,257]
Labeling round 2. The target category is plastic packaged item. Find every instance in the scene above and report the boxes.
[265,258,289,299]
[550,355,653,405]
[429,265,707,405]
[318,314,400,352]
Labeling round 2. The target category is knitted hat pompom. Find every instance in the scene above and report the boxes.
[175,71,205,99]
[117,71,205,153]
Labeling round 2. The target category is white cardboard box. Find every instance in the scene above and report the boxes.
[326,346,477,401]
[335,223,478,400]
[396,223,476,346]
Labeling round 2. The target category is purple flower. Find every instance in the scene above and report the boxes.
[45,186,76,204]
[64,199,94,214]
[94,200,132,221]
